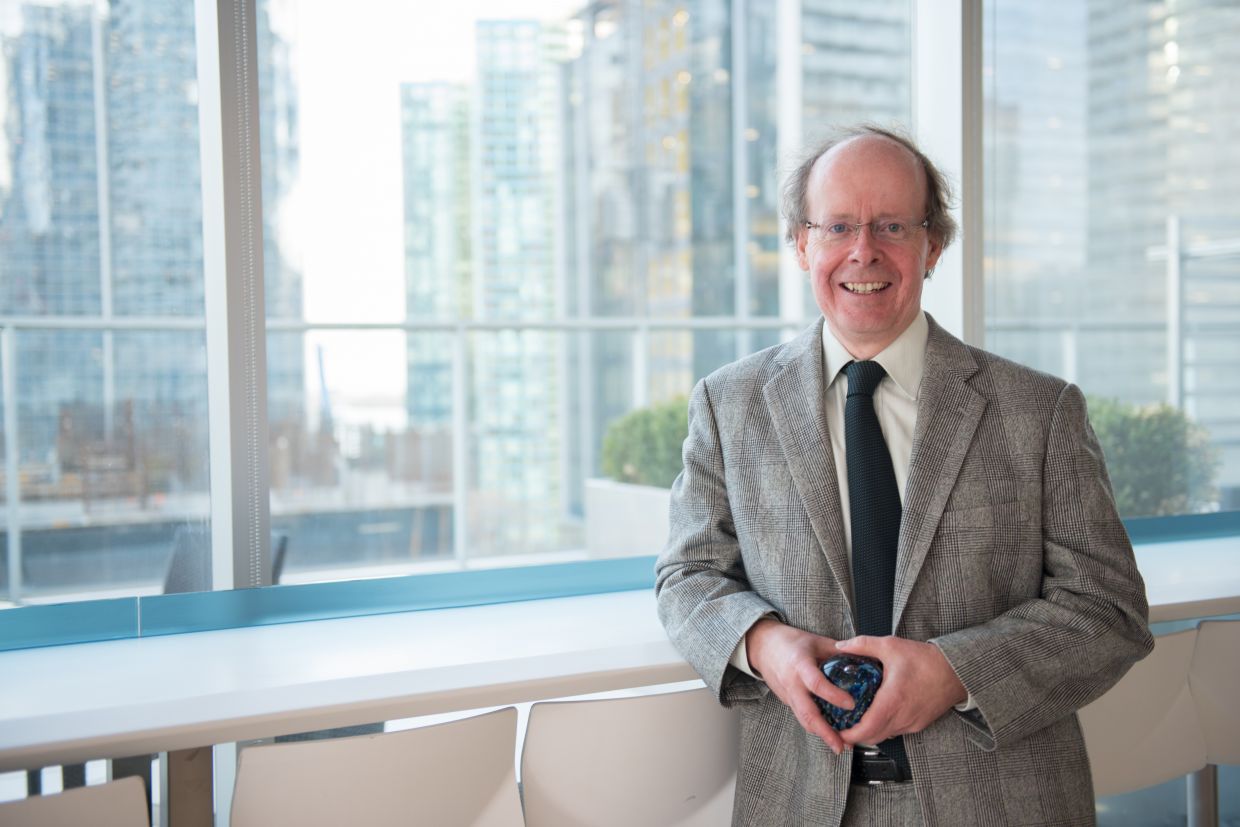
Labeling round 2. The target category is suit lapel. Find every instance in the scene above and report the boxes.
[893,317,987,633]
[763,320,856,632]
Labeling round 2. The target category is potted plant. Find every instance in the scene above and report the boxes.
[585,397,688,558]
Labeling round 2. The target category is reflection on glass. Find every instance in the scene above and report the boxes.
[268,330,454,583]
[983,0,1239,515]
[0,1,209,605]
[255,0,914,581]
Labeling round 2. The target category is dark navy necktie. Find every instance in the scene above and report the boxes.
[844,359,910,776]
[844,360,900,637]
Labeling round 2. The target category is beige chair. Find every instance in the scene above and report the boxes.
[1078,627,1207,796]
[230,707,522,827]
[1190,619,1240,765]
[0,776,149,827]
[521,686,740,826]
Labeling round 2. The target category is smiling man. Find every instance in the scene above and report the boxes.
[655,125,1152,826]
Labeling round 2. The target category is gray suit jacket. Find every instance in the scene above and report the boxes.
[655,316,1153,826]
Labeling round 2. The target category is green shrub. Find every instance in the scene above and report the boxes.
[1087,397,1220,517]
[600,397,688,488]
[597,393,1220,516]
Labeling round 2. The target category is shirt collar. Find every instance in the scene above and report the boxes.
[821,311,928,401]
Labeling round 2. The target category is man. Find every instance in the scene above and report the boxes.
[654,125,1153,826]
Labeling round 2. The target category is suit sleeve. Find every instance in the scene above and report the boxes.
[930,382,1154,750]
[655,377,780,706]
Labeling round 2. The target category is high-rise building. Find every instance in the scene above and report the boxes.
[1085,0,1240,504]
[1,4,104,476]
[984,0,1240,506]
[0,0,302,521]
[399,82,469,497]
[470,20,568,555]
[559,0,912,498]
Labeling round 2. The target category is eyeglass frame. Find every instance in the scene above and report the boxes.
[802,217,930,245]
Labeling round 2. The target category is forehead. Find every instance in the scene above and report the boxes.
[806,135,927,217]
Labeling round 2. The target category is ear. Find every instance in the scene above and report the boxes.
[923,235,943,275]
[795,226,811,271]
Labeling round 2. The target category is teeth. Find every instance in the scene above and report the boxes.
[843,282,888,294]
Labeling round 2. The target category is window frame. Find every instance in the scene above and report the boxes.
[2,0,1235,654]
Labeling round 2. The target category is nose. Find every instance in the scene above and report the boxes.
[847,224,881,263]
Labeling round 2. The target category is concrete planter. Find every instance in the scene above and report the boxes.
[584,478,672,558]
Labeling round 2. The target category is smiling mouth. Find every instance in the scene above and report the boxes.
[842,282,890,294]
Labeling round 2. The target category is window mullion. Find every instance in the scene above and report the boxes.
[912,0,985,347]
[195,0,272,593]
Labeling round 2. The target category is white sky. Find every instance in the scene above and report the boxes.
[276,0,582,426]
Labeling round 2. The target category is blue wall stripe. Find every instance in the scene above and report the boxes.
[0,598,138,652]
[1125,511,1240,544]
[2,509,1238,652]
[138,555,658,636]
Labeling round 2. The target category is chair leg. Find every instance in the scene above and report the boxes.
[25,763,86,797]
[164,748,213,827]
[1187,764,1218,827]
[113,754,154,818]
[61,763,86,789]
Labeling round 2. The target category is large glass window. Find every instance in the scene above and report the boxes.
[984,0,1239,518]
[256,0,912,584]
[0,0,211,606]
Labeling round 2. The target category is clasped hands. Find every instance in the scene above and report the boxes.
[745,618,967,755]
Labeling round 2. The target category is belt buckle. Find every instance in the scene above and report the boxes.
[854,747,902,786]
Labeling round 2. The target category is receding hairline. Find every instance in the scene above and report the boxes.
[805,133,930,211]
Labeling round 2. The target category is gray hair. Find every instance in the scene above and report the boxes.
[780,124,958,252]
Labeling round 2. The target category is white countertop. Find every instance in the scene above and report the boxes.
[0,590,693,772]
[1135,536,1240,623]
[0,534,1235,772]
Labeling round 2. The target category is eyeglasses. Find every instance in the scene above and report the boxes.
[804,218,929,245]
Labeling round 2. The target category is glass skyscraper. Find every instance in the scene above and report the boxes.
[1,0,301,595]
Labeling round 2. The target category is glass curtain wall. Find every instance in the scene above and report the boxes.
[255,0,912,585]
[0,0,211,605]
[983,0,1240,520]
[0,0,915,604]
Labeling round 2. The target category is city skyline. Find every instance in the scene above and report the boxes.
[1,0,1235,603]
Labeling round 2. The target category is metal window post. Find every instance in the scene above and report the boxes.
[1165,215,1184,410]
[195,0,271,822]
[3,327,20,604]
[196,0,272,594]
[913,0,985,347]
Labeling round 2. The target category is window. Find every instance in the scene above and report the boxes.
[1,0,914,609]
[0,0,210,605]
[252,0,912,586]
[983,0,1240,519]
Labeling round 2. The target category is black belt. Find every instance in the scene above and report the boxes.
[850,745,913,785]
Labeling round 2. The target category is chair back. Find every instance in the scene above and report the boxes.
[1190,619,1240,765]
[0,777,149,827]
[230,707,522,827]
[163,523,211,594]
[521,686,739,827]
[1078,627,1206,796]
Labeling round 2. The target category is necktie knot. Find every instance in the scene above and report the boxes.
[844,360,886,397]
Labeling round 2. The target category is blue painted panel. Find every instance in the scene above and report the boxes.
[139,555,658,636]
[1124,511,1240,544]
[4,506,1240,652]
[0,598,138,652]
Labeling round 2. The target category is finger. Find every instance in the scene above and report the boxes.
[801,662,855,710]
[789,691,845,754]
[839,686,901,746]
[835,635,882,658]
[839,709,892,746]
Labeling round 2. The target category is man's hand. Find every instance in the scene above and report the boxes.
[833,635,968,747]
[745,618,856,754]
